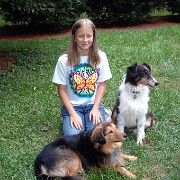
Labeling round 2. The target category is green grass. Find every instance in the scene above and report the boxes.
[0,25,180,179]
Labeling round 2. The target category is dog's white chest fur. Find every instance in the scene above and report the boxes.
[118,83,149,128]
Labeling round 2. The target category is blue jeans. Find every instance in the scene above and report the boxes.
[61,103,105,136]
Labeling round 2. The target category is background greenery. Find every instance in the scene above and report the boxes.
[0,25,180,179]
[0,0,179,28]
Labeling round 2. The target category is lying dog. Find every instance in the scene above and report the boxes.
[34,122,137,179]
[111,63,158,144]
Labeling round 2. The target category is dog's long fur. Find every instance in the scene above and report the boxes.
[34,122,137,179]
[111,63,158,144]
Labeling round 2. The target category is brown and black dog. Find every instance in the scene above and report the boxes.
[34,122,137,179]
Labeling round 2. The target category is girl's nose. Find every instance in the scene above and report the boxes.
[83,36,88,41]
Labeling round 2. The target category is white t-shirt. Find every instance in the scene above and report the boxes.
[52,51,112,105]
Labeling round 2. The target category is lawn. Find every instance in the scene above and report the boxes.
[0,25,180,179]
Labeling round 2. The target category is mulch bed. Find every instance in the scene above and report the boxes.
[0,56,16,70]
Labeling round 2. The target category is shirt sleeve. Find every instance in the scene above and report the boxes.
[98,51,112,82]
[52,55,69,85]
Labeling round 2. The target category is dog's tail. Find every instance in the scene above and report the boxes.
[34,157,84,180]
[105,108,112,122]
[145,111,155,128]
[34,156,52,180]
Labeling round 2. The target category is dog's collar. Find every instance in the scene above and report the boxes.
[132,91,140,99]
[113,152,117,159]
[126,83,140,99]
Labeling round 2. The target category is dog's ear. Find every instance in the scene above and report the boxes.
[127,63,138,78]
[142,62,151,71]
[91,127,106,144]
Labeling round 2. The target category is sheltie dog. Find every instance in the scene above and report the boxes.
[111,63,158,144]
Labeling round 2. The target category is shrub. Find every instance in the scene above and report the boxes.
[85,0,156,26]
[166,0,180,15]
[0,0,86,28]
[152,0,167,10]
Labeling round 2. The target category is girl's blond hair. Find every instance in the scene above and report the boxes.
[67,19,100,68]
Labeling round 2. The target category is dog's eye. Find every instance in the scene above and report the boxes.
[108,130,113,134]
[141,71,147,76]
[145,70,150,75]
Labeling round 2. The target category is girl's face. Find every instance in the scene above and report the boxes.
[75,26,94,54]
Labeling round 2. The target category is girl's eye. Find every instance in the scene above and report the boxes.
[87,34,92,38]
[77,34,93,38]
[78,35,84,38]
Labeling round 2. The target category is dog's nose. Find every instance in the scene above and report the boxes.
[155,82,159,86]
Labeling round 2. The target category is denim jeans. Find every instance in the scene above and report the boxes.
[61,103,105,136]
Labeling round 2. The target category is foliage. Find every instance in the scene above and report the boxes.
[152,0,180,15]
[150,8,171,17]
[152,0,167,10]
[85,0,156,25]
[0,0,86,28]
[0,25,180,179]
[0,0,179,28]
[166,0,180,15]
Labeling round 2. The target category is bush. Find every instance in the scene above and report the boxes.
[152,0,167,10]
[85,0,156,26]
[166,0,180,15]
[0,0,86,28]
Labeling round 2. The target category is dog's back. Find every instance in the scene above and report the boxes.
[34,130,108,179]
[34,122,138,179]
[34,135,85,180]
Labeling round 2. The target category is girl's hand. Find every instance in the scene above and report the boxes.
[70,112,83,130]
[89,108,102,125]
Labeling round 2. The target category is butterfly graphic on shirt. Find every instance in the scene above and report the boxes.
[70,68,100,96]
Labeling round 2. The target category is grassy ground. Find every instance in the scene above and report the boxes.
[0,25,180,179]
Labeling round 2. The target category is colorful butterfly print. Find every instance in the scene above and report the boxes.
[71,69,99,92]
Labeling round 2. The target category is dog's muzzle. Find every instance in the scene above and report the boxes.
[149,76,159,88]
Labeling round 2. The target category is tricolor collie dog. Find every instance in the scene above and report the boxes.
[111,63,158,144]
[34,122,137,180]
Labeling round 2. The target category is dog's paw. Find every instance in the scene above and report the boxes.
[129,156,137,161]
[137,141,143,145]
[137,138,143,145]
[130,174,136,179]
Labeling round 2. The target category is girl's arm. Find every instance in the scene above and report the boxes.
[89,81,106,125]
[58,84,82,130]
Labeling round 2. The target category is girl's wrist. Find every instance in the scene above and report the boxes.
[92,104,100,110]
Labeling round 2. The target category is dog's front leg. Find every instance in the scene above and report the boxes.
[137,118,146,144]
[116,114,125,133]
[121,154,137,161]
[117,166,136,179]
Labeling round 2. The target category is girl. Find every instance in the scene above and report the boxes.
[52,19,112,135]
